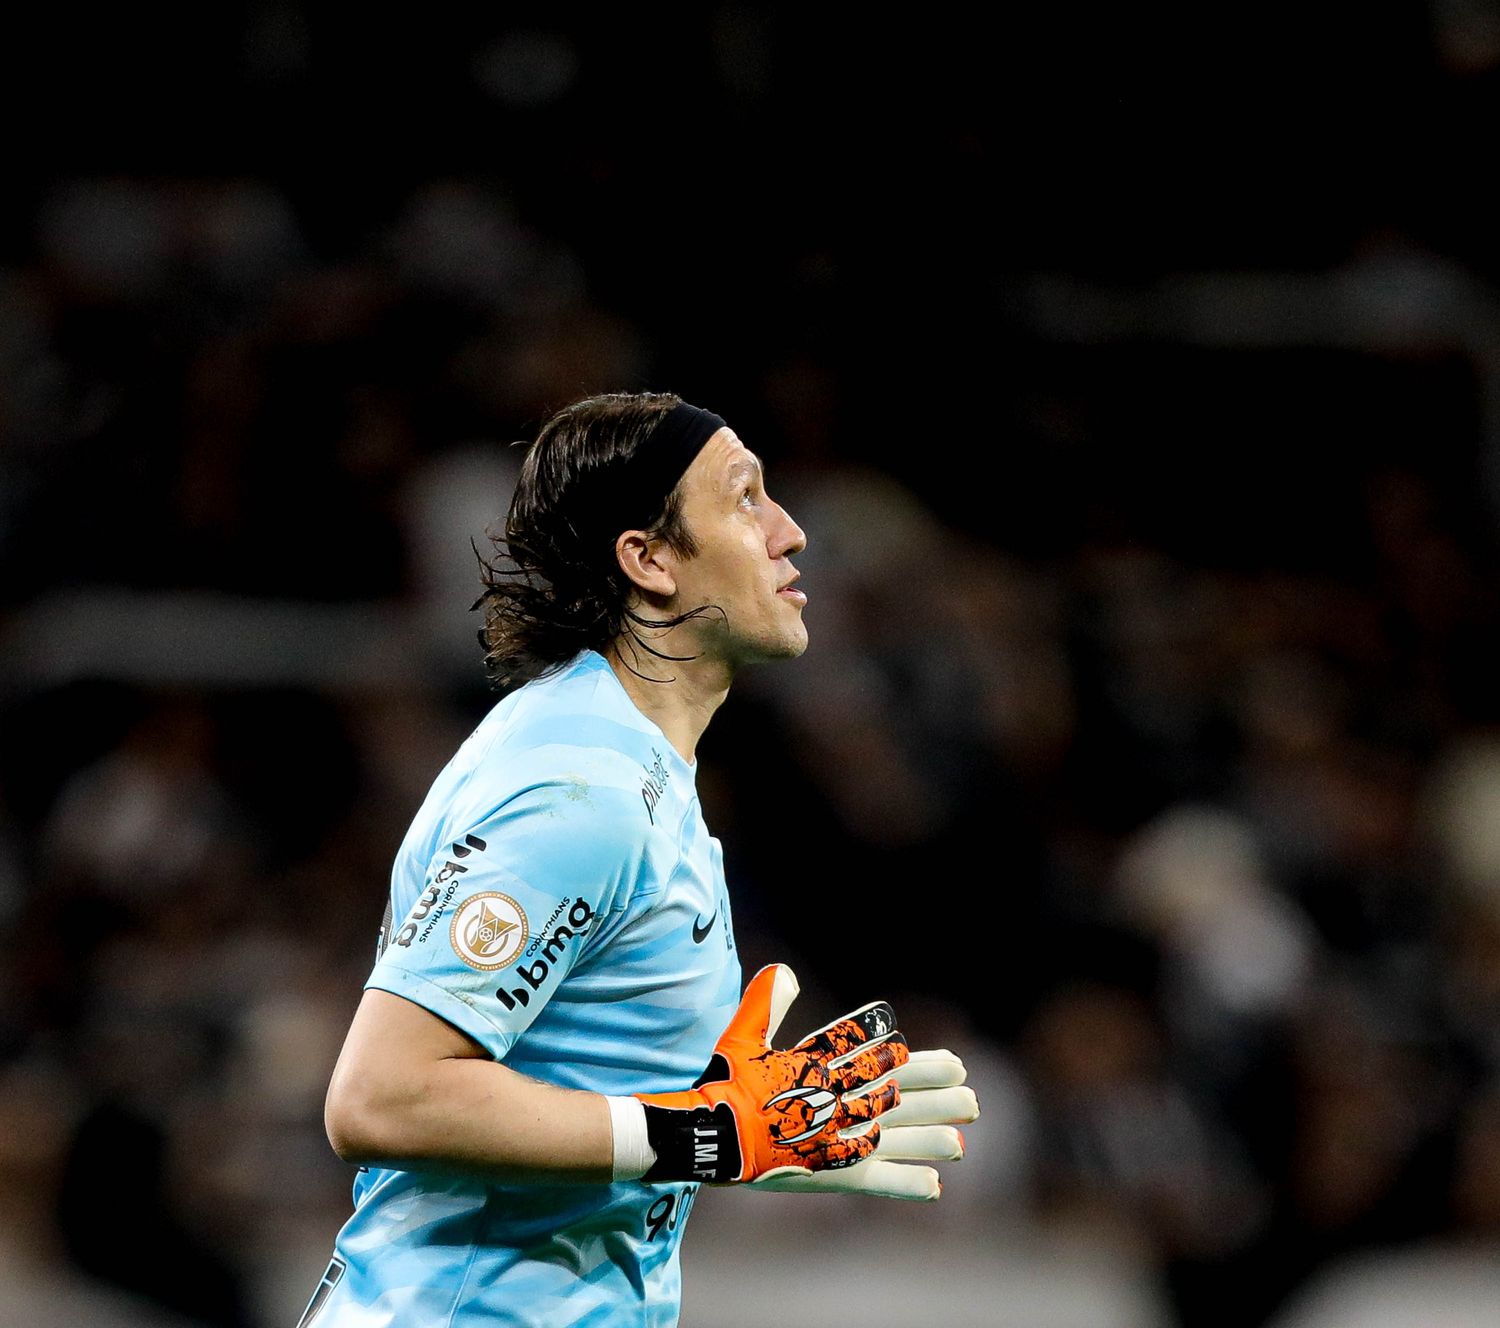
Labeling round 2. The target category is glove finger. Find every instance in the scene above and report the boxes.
[794,1000,898,1058]
[722,965,801,1051]
[840,1158,941,1201]
[829,1036,908,1092]
[805,1122,880,1172]
[873,1123,965,1161]
[749,1158,941,1201]
[849,1159,941,1201]
[879,1085,980,1128]
[838,1047,966,1099]
[836,1080,899,1124]
[897,1049,969,1091]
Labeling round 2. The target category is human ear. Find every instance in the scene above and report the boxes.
[615,530,679,600]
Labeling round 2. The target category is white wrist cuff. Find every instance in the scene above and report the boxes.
[606,1096,657,1181]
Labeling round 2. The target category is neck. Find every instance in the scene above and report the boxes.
[603,638,732,766]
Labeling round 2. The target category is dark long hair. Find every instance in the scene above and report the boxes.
[476,392,718,690]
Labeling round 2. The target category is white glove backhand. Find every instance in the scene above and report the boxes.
[747,1048,979,1201]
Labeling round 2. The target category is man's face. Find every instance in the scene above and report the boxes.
[663,427,809,668]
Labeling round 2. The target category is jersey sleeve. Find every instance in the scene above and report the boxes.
[365,776,648,1060]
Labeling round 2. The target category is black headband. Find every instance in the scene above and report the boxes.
[553,399,727,558]
[632,401,726,508]
[595,400,726,540]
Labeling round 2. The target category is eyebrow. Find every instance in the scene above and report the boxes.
[722,453,766,492]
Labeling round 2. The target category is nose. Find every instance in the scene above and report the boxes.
[768,500,806,559]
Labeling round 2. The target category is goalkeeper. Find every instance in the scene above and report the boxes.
[310,393,978,1328]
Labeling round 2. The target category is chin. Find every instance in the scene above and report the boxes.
[727,626,808,668]
[769,624,809,660]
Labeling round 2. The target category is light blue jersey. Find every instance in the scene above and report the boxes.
[304,650,741,1328]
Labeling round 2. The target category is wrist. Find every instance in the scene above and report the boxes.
[605,1096,656,1181]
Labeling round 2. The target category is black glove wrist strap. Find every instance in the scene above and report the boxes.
[640,1102,744,1184]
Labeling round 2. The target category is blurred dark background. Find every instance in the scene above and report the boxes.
[4,5,1500,1327]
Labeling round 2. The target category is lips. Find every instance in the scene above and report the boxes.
[777,575,807,605]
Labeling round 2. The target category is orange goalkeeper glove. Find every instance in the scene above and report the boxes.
[748,1048,979,1200]
[631,964,908,1185]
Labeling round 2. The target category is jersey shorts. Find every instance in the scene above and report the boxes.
[303,650,742,1328]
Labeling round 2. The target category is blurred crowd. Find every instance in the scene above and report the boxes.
[4,174,1500,1327]
[6,8,1500,1328]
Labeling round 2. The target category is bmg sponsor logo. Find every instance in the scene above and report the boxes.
[494,898,595,1011]
[390,834,488,952]
[393,878,462,949]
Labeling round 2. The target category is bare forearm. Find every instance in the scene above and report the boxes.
[328,1054,613,1183]
[325,990,616,1184]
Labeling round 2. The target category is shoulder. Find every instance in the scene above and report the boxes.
[453,657,664,858]
[484,654,666,803]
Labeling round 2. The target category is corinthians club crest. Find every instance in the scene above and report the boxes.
[450,892,529,971]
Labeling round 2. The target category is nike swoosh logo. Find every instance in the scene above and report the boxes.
[692,909,718,944]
